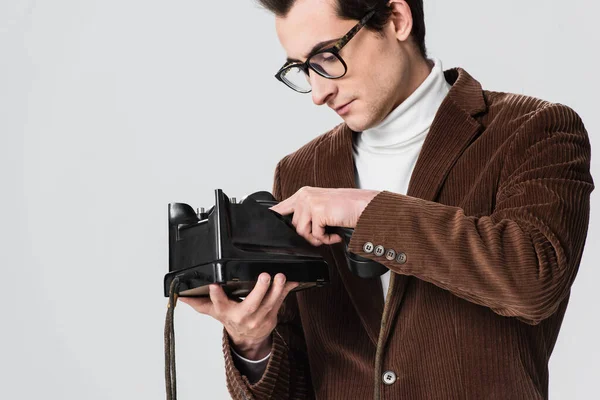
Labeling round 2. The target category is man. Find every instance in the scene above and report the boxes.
[180,0,594,398]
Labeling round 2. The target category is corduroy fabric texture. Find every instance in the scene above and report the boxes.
[221,67,594,399]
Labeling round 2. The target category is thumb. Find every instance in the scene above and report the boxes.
[322,233,343,245]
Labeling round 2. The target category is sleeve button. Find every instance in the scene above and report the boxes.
[374,245,385,256]
[385,249,396,261]
[363,242,374,253]
[396,252,407,264]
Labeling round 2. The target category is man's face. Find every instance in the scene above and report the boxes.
[275,0,414,132]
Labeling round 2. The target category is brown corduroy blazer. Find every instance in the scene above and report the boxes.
[221,67,594,399]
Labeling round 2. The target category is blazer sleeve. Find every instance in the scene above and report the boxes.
[222,160,314,399]
[348,103,595,326]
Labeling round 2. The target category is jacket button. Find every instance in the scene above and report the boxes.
[363,242,374,253]
[374,245,385,256]
[382,370,396,385]
[396,252,407,264]
[385,248,396,261]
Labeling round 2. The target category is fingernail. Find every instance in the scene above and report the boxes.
[260,274,270,283]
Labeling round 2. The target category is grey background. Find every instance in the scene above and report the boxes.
[1,0,598,399]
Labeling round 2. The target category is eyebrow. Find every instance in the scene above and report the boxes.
[285,37,340,63]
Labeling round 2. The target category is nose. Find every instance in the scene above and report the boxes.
[309,72,337,106]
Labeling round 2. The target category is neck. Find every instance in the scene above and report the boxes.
[357,57,450,149]
[390,57,434,113]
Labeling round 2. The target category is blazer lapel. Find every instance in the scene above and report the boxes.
[312,67,488,348]
[379,68,488,345]
[406,68,487,201]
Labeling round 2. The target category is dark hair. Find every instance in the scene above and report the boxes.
[257,0,427,59]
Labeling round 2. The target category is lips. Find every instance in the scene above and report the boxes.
[333,100,356,115]
[334,100,353,112]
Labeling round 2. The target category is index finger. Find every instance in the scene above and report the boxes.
[269,197,295,216]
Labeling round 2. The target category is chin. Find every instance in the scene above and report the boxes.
[343,114,374,132]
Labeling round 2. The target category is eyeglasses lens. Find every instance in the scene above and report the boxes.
[281,51,345,93]
[280,65,311,93]
[308,52,345,78]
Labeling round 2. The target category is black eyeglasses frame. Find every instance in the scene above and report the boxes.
[274,10,376,93]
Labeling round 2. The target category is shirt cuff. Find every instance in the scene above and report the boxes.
[230,346,271,363]
[230,346,271,385]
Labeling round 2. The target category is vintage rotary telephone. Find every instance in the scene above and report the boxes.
[164,189,388,399]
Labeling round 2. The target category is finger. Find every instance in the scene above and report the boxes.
[266,280,301,318]
[260,273,288,313]
[327,233,343,244]
[296,211,321,246]
[208,284,234,315]
[291,207,300,228]
[178,296,214,316]
[317,229,343,245]
[311,219,328,245]
[269,197,295,216]
[241,273,272,315]
[283,280,301,295]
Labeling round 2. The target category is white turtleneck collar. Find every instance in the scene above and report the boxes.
[356,58,451,153]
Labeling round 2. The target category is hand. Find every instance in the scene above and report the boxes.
[269,186,380,247]
[179,272,299,359]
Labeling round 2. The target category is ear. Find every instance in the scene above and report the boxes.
[387,0,413,42]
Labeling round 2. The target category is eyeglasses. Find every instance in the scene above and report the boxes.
[274,10,376,93]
